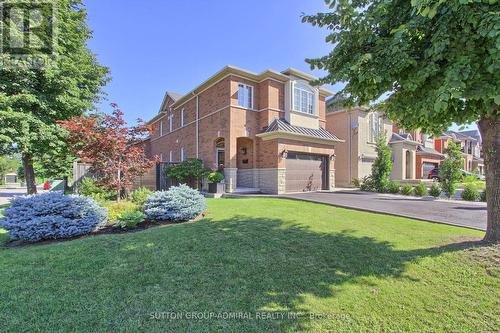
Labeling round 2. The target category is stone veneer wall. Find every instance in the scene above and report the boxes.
[224,168,238,192]
[329,168,335,190]
[227,168,286,194]
[258,168,286,194]
[237,169,258,188]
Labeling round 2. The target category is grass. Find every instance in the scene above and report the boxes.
[458,180,486,191]
[0,198,498,332]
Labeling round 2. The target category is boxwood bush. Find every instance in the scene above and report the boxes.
[401,184,413,196]
[144,184,207,222]
[387,181,400,194]
[413,183,428,197]
[0,192,107,242]
[479,190,486,202]
[429,183,441,198]
[461,184,479,201]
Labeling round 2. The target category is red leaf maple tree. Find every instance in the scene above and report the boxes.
[60,103,157,200]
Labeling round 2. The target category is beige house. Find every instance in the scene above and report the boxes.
[326,107,447,186]
[325,107,392,187]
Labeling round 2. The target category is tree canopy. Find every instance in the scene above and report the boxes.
[303,0,500,241]
[0,0,109,193]
[303,0,499,133]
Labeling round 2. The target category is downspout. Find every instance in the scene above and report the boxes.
[195,93,199,158]
[348,111,352,184]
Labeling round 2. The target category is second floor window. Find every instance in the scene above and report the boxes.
[369,112,384,142]
[180,147,185,161]
[238,83,253,109]
[159,120,163,136]
[169,113,173,132]
[293,82,315,115]
[180,109,184,127]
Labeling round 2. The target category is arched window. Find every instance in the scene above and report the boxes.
[215,138,225,170]
[215,137,225,148]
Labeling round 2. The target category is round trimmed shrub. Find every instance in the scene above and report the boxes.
[144,184,207,222]
[0,192,107,242]
[387,181,400,194]
[413,183,428,197]
[461,184,479,201]
[479,190,486,202]
[429,183,441,198]
[401,184,413,196]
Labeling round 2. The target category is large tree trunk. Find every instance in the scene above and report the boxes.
[478,114,500,243]
[22,153,37,195]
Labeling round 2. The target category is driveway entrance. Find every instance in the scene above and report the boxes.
[282,190,487,230]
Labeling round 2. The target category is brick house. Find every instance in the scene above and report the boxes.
[435,130,484,174]
[146,66,342,194]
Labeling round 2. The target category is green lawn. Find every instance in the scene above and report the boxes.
[458,180,486,191]
[0,198,498,332]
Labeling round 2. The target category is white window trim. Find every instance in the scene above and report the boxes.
[180,147,185,161]
[169,112,173,133]
[369,112,384,143]
[292,82,316,115]
[216,147,224,166]
[180,108,184,127]
[169,150,173,162]
[237,83,253,109]
[159,120,163,136]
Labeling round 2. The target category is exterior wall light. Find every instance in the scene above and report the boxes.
[282,149,289,159]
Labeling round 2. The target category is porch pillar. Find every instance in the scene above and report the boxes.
[224,168,238,193]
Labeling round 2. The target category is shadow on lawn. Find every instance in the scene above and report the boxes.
[130,215,484,331]
[0,213,487,332]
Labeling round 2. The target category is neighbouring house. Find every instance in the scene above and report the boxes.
[434,130,484,174]
[391,127,445,180]
[4,173,18,184]
[326,106,446,186]
[145,66,342,194]
[325,107,392,187]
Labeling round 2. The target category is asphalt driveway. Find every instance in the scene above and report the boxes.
[0,187,29,206]
[282,190,487,231]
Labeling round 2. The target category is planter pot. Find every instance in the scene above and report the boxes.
[208,182,225,194]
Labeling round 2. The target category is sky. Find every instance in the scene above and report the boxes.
[84,0,477,132]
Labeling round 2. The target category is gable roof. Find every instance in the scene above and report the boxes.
[445,130,477,142]
[458,129,481,143]
[416,145,445,158]
[167,92,183,102]
[389,133,420,145]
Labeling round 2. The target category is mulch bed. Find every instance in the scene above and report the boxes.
[3,213,206,248]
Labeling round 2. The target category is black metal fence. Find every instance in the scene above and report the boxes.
[156,162,179,191]
[156,161,205,191]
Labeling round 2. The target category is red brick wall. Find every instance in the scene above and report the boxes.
[149,72,331,173]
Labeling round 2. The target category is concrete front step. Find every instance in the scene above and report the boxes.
[232,187,261,194]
